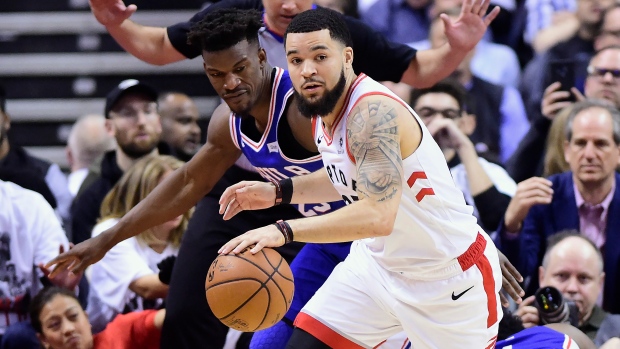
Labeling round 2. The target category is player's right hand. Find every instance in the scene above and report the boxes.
[515,295,540,328]
[44,233,112,278]
[219,181,277,220]
[503,177,553,233]
[89,0,137,27]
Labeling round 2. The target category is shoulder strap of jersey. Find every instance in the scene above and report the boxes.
[229,112,241,150]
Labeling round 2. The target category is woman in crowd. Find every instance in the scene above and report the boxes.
[32,286,164,349]
[86,155,191,332]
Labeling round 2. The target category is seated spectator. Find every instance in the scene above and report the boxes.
[508,44,620,183]
[87,155,190,332]
[157,92,201,162]
[428,8,529,163]
[410,79,517,232]
[0,180,80,341]
[0,86,72,226]
[497,100,620,314]
[31,287,163,349]
[66,114,116,198]
[514,232,620,346]
[71,79,162,245]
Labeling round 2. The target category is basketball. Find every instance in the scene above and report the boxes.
[205,247,294,332]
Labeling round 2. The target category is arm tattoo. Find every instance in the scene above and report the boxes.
[347,99,403,202]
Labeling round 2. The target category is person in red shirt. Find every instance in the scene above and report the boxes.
[30,287,162,349]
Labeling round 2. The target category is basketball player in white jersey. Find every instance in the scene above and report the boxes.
[218,7,503,349]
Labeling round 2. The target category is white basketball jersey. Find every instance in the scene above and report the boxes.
[313,74,482,279]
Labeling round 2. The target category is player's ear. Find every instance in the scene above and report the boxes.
[344,47,353,66]
[258,47,267,65]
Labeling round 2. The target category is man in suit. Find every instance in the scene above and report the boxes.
[496,99,620,314]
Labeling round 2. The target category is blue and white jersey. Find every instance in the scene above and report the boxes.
[229,67,343,217]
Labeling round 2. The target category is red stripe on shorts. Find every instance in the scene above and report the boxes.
[457,233,498,329]
[295,312,366,349]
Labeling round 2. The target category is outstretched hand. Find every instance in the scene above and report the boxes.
[44,233,112,279]
[39,245,83,290]
[89,0,137,27]
[442,0,500,52]
[219,181,277,220]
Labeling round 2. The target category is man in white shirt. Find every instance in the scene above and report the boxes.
[0,180,80,347]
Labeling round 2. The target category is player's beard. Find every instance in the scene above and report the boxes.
[294,70,347,118]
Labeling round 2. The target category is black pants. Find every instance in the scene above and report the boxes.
[160,166,305,349]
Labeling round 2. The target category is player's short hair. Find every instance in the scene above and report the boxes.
[410,79,469,112]
[284,7,353,48]
[30,287,82,334]
[0,84,6,113]
[187,8,263,52]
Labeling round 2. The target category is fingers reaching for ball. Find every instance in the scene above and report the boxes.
[218,225,286,255]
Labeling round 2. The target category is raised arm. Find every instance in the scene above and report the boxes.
[89,0,185,65]
[401,0,499,87]
[46,103,242,275]
[219,96,409,254]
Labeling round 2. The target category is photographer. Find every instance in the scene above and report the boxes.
[516,232,620,347]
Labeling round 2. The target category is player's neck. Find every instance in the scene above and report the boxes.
[250,65,276,132]
[321,73,358,131]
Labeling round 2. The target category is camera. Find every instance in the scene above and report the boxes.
[534,286,579,327]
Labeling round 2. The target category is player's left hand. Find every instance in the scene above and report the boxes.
[219,181,277,220]
[39,245,83,291]
[497,249,524,307]
[442,0,500,52]
[219,225,285,255]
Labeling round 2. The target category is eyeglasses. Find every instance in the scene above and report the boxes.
[587,66,620,80]
[416,107,462,119]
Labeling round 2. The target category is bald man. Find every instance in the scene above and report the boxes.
[516,232,620,347]
[157,92,202,161]
[66,114,116,197]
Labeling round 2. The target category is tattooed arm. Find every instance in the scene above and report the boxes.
[219,97,408,253]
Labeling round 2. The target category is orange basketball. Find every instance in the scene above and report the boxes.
[205,247,294,332]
